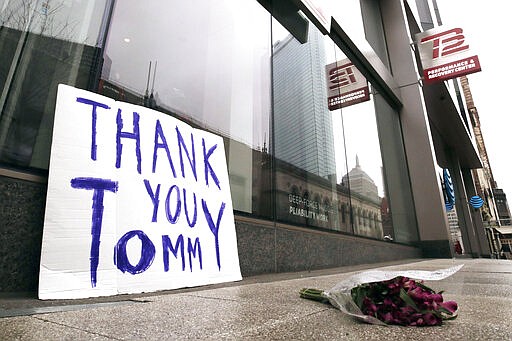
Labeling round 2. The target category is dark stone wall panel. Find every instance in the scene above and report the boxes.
[273,227,422,272]
[235,221,276,277]
[420,240,452,258]
[275,228,343,272]
[0,177,47,292]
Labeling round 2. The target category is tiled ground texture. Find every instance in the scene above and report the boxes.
[1,258,511,340]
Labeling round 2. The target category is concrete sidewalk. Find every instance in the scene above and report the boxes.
[1,258,511,340]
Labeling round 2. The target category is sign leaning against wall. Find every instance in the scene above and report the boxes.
[38,85,242,299]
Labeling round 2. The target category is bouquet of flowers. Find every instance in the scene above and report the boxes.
[300,265,462,326]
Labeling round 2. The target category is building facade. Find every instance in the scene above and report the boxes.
[494,189,512,226]
[0,0,490,292]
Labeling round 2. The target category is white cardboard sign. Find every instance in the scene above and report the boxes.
[38,85,241,299]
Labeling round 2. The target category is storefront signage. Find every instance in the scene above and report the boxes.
[288,194,329,222]
[416,26,481,84]
[39,85,241,299]
[325,59,370,110]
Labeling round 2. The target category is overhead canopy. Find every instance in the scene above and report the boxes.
[422,80,482,169]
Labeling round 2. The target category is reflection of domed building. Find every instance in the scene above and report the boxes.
[251,147,385,240]
[342,156,379,201]
[341,156,383,239]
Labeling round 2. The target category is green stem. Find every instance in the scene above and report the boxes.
[299,288,330,304]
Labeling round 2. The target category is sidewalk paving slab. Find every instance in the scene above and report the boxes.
[1,258,511,340]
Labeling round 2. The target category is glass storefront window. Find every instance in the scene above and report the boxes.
[98,0,272,217]
[0,0,417,242]
[0,0,274,218]
[336,88,387,239]
[271,16,393,240]
[0,0,112,169]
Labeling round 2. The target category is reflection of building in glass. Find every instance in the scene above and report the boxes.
[98,78,270,217]
[380,197,393,239]
[341,156,383,238]
[271,26,336,179]
[342,156,379,202]
[252,148,383,239]
[0,27,102,169]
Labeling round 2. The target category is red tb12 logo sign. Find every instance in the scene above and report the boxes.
[416,26,481,83]
[420,28,469,59]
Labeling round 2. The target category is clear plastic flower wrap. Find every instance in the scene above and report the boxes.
[300,265,463,326]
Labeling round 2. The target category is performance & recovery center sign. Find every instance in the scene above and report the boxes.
[416,26,481,84]
[39,85,241,299]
